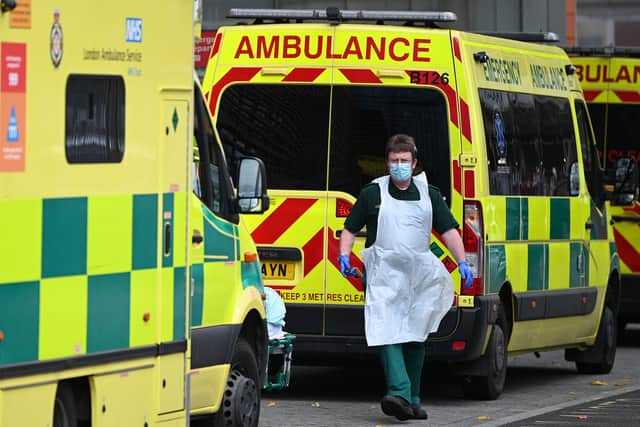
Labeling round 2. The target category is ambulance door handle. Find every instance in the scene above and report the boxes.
[164,222,171,255]
[585,221,593,230]
[192,229,203,245]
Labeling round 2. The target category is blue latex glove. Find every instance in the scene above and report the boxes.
[459,261,473,288]
[338,254,353,277]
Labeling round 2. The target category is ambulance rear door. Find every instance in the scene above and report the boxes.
[326,24,463,339]
[205,23,336,337]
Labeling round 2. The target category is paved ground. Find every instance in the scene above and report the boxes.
[504,389,640,426]
[256,325,640,426]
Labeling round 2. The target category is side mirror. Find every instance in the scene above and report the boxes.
[236,157,270,214]
[607,156,639,206]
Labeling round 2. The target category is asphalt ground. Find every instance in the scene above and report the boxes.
[255,324,640,427]
[502,389,640,426]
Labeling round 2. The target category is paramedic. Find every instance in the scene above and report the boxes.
[338,134,473,421]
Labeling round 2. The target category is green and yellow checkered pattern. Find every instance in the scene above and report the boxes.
[482,196,615,294]
[0,192,187,366]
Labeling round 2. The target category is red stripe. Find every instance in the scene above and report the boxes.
[583,90,602,102]
[453,36,461,62]
[283,67,325,82]
[460,99,472,143]
[404,70,459,127]
[268,285,296,290]
[208,67,261,115]
[302,229,324,277]
[339,69,382,84]
[210,32,221,59]
[614,229,640,272]
[464,170,475,198]
[452,160,462,196]
[614,90,640,102]
[327,227,363,291]
[251,198,317,244]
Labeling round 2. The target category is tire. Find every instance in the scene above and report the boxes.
[217,338,260,427]
[576,306,617,374]
[53,382,78,427]
[462,312,508,400]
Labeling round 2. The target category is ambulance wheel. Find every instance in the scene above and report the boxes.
[218,338,260,427]
[462,316,508,400]
[576,306,616,374]
[53,382,78,427]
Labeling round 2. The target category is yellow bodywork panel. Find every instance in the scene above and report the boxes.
[189,364,230,415]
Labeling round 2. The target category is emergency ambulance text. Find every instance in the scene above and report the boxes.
[482,57,521,85]
[234,35,431,62]
[530,64,567,91]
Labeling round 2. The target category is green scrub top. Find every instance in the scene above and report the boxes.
[344,178,459,248]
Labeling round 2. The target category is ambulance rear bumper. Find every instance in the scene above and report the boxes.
[426,295,499,362]
[290,295,498,364]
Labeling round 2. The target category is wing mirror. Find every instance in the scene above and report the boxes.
[235,157,270,213]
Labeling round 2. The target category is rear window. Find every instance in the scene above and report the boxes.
[589,103,640,169]
[217,84,330,191]
[329,86,450,202]
[217,84,451,204]
[479,89,578,196]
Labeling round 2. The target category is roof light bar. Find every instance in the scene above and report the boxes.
[227,8,457,23]
[475,32,559,43]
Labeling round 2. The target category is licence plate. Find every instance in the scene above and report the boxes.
[261,261,295,280]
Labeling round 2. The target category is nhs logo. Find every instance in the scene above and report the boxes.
[126,18,143,43]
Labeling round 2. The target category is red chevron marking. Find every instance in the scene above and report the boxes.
[327,227,363,292]
[614,90,640,103]
[208,67,261,115]
[614,228,640,272]
[453,159,462,196]
[251,198,317,244]
[339,68,382,84]
[302,229,324,277]
[283,67,326,82]
[583,90,602,101]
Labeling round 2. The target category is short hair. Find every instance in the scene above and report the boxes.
[385,134,417,160]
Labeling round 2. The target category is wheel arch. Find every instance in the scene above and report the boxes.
[238,308,268,383]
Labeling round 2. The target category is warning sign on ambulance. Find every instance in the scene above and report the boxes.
[1,42,26,172]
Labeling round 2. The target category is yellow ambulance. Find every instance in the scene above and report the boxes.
[202,8,637,399]
[0,1,269,426]
[566,47,640,335]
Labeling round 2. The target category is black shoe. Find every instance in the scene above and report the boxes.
[380,395,413,421]
[410,404,428,420]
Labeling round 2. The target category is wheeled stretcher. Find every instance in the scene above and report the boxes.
[263,333,295,391]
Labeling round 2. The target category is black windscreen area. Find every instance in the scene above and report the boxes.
[598,103,640,169]
[329,86,451,204]
[216,84,330,191]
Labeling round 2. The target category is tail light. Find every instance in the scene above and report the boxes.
[336,198,353,218]
[462,201,484,295]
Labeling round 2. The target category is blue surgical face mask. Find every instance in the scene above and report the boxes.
[389,162,412,182]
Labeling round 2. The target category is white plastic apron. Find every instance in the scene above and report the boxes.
[360,172,453,346]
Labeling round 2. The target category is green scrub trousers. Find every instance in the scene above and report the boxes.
[379,342,425,405]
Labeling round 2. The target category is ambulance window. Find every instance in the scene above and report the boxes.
[576,101,604,206]
[329,86,450,203]
[480,89,578,196]
[194,87,236,222]
[599,104,640,170]
[586,103,607,166]
[65,75,124,163]
[216,84,330,191]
